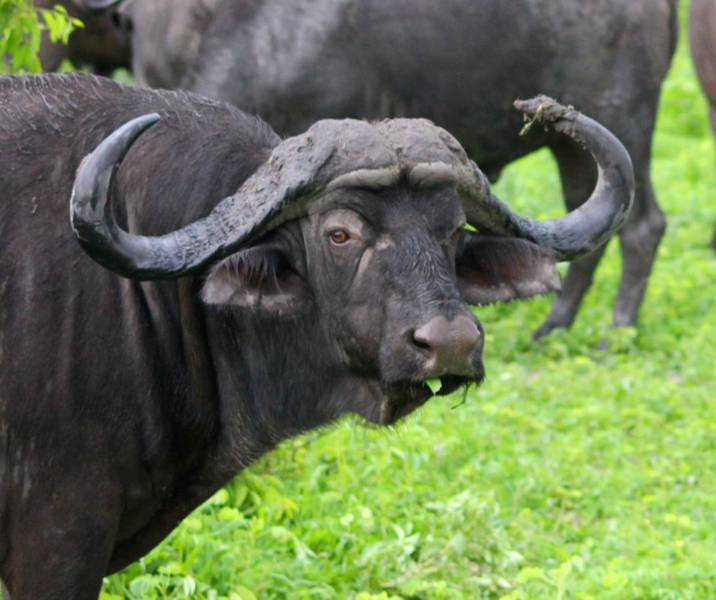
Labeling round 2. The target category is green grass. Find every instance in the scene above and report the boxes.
[98,5,716,599]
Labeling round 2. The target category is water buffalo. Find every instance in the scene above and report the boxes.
[121,0,676,338]
[689,0,716,249]
[36,0,130,74]
[0,73,632,599]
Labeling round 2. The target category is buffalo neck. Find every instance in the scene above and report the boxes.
[202,304,350,481]
[112,276,222,485]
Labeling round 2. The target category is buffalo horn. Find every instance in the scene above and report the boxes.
[71,114,343,279]
[460,95,634,260]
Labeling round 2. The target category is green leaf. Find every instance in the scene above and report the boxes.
[1,1,79,74]
[425,378,442,394]
[231,586,258,600]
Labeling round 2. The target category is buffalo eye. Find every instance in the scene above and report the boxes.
[328,229,351,245]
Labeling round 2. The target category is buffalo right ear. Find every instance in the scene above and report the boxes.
[201,245,311,315]
[456,233,561,305]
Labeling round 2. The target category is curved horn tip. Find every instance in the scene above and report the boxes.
[474,96,635,261]
[71,113,161,236]
[72,0,123,11]
[513,96,577,125]
[81,113,161,175]
[112,112,162,147]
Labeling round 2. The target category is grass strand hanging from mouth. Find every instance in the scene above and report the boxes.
[451,383,470,409]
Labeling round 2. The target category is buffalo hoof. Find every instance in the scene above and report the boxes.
[532,319,568,340]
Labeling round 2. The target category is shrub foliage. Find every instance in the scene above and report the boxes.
[1,0,79,74]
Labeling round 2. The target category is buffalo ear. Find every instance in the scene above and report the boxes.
[456,233,561,305]
[201,245,310,315]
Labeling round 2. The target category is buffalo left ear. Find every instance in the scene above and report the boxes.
[201,245,310,315]
[456,233,561,305]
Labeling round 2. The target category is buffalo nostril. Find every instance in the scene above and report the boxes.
[412,315,481,375]
[412,327,434,351]
[413,315,480,351]
[411,330,432,352]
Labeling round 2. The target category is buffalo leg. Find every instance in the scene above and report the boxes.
[533,139,601,339]
[707,104,716,140]
[613,153,666,327]
[1,491,119,600]
[709,106,716,252]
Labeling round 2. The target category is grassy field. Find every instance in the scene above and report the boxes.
[99,5,716,599]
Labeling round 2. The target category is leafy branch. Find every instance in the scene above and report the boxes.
[0,0,82,74]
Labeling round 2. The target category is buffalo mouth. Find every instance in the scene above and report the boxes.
[375,371,484,425]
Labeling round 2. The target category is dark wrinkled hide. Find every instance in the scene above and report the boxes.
[36,0,130,74]
[123,0,676,336]
[689,0,716,250]
[0,74,569,599]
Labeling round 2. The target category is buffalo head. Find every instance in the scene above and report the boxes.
[70,96,633,426]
